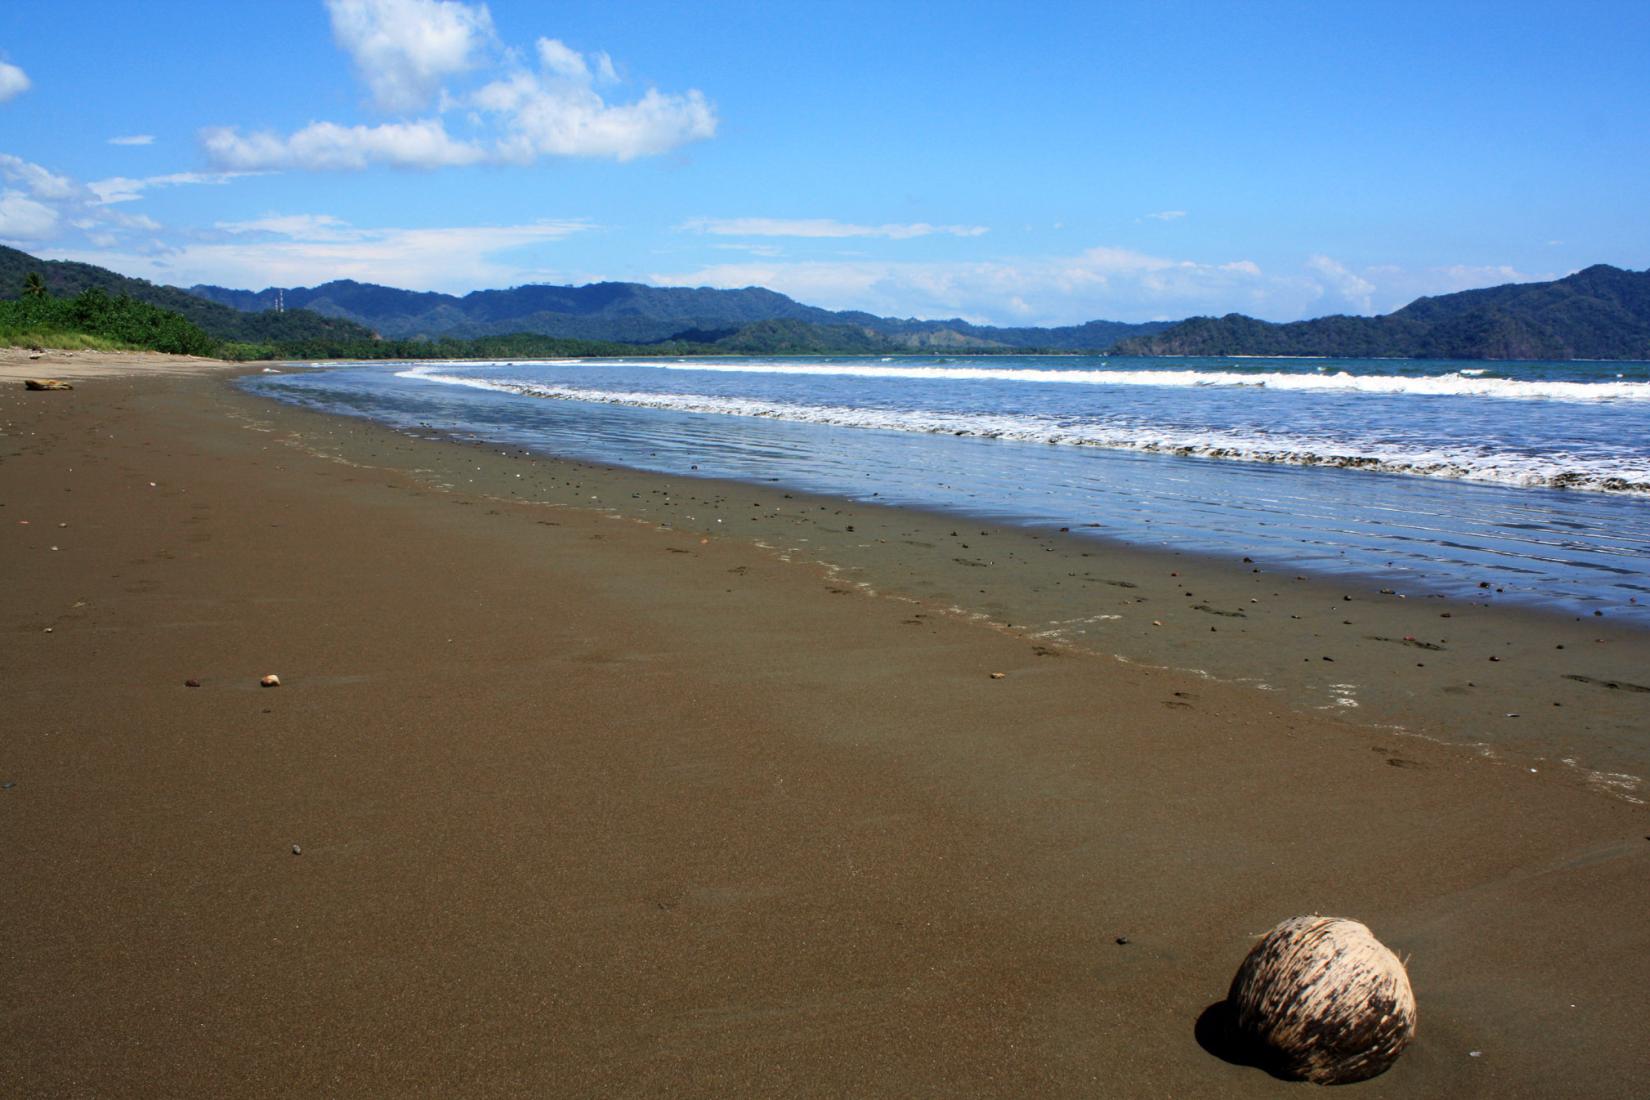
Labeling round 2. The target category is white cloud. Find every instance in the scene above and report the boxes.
[475,47,716,162]
[650,249,1559,326]
[682,217,989,240]
[0,191,58,240]
[107,134,156,146]
[1143,210,1187,221]
[1433,264,1533,290]
[88,170,250,205]
[712,242,783,257]
[202,118,484,171]
[0,156,257,254]
[1304,254,1376,313]
[64,213,596,291]
[215,213,357,239]
[325,0,496,113]
[0,154,86,202]
[650,246,1284,325]
[0,60,28,104]
[203,10,715,171]
[535,38,590,82]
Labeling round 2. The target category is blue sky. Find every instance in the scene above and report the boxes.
[1,0,1647,325]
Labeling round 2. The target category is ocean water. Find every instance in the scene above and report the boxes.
[243,354,1650,622]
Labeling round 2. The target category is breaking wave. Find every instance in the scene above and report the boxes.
[468,358,1650,403]
[395,366,1650,495]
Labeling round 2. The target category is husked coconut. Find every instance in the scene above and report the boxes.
[1227,914,1416,1085]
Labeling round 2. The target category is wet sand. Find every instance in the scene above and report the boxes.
[3,356,1648,1096]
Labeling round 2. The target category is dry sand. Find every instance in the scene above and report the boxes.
[3,357,1647,1096]
[0,346,240,382]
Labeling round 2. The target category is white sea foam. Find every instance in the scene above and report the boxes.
[453,358,1650,403]
[394,366,1650,495]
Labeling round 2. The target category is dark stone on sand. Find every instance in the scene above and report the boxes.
[185,679,201,688]
[1116,936,1131,945]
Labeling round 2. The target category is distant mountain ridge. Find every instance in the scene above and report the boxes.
[6,241,1649,359]
[186,279,1172,351]
[1111,265,1650,360]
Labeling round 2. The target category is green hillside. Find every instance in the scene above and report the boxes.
[0,244,380,351]
[188,276,1172,351]
[1111,265,1650,360]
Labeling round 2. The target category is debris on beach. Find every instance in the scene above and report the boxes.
[1224,914,1416,1085]
[23,378,73,391]
[259,674,281,688]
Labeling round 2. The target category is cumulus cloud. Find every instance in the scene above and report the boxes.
[1304,254,1376,313]
[202,119,484,171]
[0,154,256,253]
[1359,262,1544,309]
[681,218,989,240]
[204,4,716,171]
[478,68,716,163]
[326,0,495,112]
[0,154,86,202]
[107,134,156,146]
[0,155,86,243]
[0,60,28,104]
[0,192,58,240]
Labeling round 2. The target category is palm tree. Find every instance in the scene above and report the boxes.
[22,272,47,299]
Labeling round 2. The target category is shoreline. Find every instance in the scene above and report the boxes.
[4,357,1649,1094]
[243,365,1650,796]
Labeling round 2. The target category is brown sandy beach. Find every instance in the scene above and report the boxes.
[3,351,1648,1096]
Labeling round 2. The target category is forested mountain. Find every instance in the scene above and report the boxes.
[187,278,1173,351]
[8,242,1649,360]
[0,244,378,350]
[1111,265,1650,360]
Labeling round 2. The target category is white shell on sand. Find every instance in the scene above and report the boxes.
[259,674,281,688]
[1228,914,1417,1085]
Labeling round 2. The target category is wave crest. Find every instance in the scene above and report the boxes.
[395,366,1650,495]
